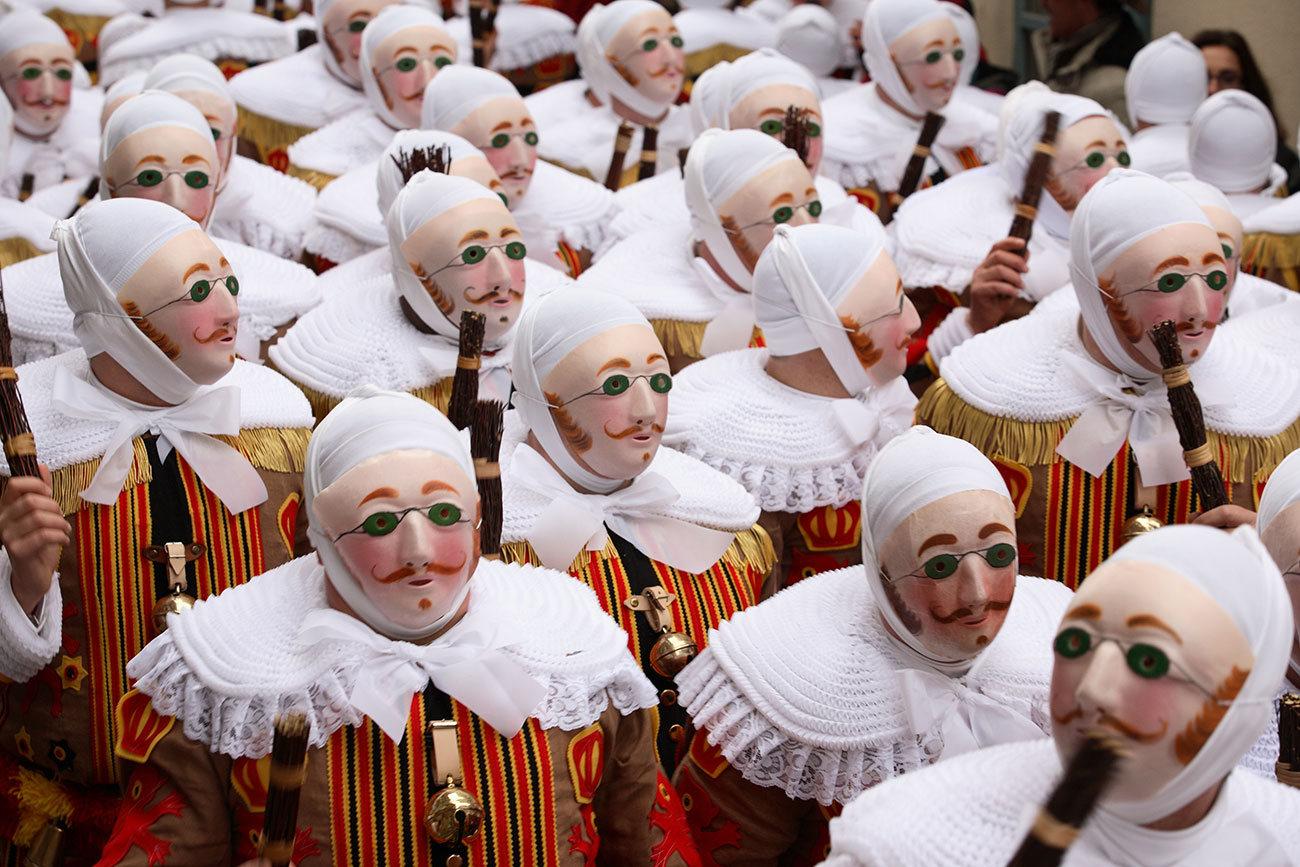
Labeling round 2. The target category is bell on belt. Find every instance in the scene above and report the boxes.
[151,585,196,633]
[650,626,697,678]
[1121,505,1164,542]
[424,779,484,846]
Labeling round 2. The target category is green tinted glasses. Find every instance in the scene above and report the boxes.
[725,200,823,234]
[139,275,240,317]
[487,130,539,149]
[334,502,467,541]
[110,168,211,192]
[1114,269,1230,298]
[640,35,684,51]
[894,543,1017,582]
[1059,149,1130,175]
[565,372,673,404]
[899,46,964,66]
[758,118,822,138]
[388,55,452,73]
[19,65,73,81]
[1053,627,1230,704]
[431,241,527,276]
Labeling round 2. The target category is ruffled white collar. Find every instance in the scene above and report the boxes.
[578,223,724,322]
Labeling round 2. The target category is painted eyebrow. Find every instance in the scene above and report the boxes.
[923,39,944,49]
[219,257,229,268]
[597,358,632,374]
[978,522,1013,539]
[646,353,666,364]
[636,26,662,37]
[358,486,400,507]
[519,117,535,127]
[917,533,958,556]
[1125,613,1183,644]
[1202,251,1226,266]
[395,45,419,54]
[134,154,166,168]
[1085,140,1107,149]
[18,57,43,66]
[805,187,817,196]
[769,192,795,207]
[182,262,211,282]
[422,480,459,495]
[499,226,519,237]
[1151,255,1190,277]
[181,154,210,165]
[430,41,454,52]
[895,278,904,297]
[490,120,513,132]
[458,229,490,245]
[1064,603,1103,620]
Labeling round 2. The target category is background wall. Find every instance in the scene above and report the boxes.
[969,0,1300,146]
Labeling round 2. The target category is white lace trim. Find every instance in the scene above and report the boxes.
[128,556,657,758]
[0,551,62,682]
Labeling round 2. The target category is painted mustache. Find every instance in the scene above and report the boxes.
[372,553,467,584]
[465,285,523,305]
[604,422,665,440]
[194,326,234,344]
[1175,320,1219,333]
[1052,705,1168,743]
[23,95,70,107]
[929,597,1012,624]
[648,64,684,79]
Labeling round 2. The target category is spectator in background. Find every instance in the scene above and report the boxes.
[1027,0,1145,123]
[1192,28,1300,194]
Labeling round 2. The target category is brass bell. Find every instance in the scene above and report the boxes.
[21,820,67,867]
[424,780,484,845]
[151,586,195,634]
[1120,505,1164,542]
[649,627,697,678]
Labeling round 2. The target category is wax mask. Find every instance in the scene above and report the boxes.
[1095,221,1227,370]
[1050,561,1254,803]
[718,158,820,273]
[604,8,685,113]
[728,83,824,175]
[325,0,399,86]
[835,251,921,387]
[313,449,480,632]
[889,16,961,114]
[103,126,219,228]
[172,89,236,177]
[453,96,538,203]
[1047,116,1129,213]
[1260,502,1300,673]
[0,43,75,138]
[115,229,239,384]
[371,25,457,128]
[540,324,671,483]
[448,155,510,207]
[877,490,1018,661]
[1200,204,1243,293]
[399,197,526,344]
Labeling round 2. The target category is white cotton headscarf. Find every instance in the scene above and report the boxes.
[943,1,979,87]
[53,196,204,406]
[385,168,503,341]
[304,384,476,640]
[860,0,950,118]
[98,89,218,202]
[1000,88,1113,241]
[376,129,490,217]
[685,127,805,291]
[576,0,672,120]
[0,90,11,179]
[753,222,883,397]
[102,70,147,120]
[420,64,522,132]
[1123,32,1207,130]
[359,5,454,130]
[688,48,819,137]
[0,8,73,137]
[143,54,237,189]
[315,0,363,84]
[1190,89,1277,195]
[774,5,841,78]
[1091,525,1292,831]
[1255,449,1300,680]
[860,425,1012,676]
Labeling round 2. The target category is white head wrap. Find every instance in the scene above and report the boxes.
[315,0,364,84]
[304,384,476,640]
[1000,88,1112,240]
[942,1,979,86]
[143,54,236,189]
[688,48,819,137]
[1189,89,1277,194]
[359,5,454,130]
[859,425,1012,676]
[860,0,950,117]
[376,130,490,217]
[102,69,147,117]
[0,8,70,61]
[98,89,217,201]
[53,197,204,405]
[1165,172,1235,216]
[1092,524,1293,827]
[0,88,11,179]
[1255,450,1300,680]
[775,5,842,78]
[576,0,673,120]
[753,222,885,397]
[1123,32,1207,129]
[420,64,521,132]
[385,168,503,341]
[684,127,805,291]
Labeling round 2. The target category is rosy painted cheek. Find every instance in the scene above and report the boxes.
[348,32,364,61]
[806,138,823,172]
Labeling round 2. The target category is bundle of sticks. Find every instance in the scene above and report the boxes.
[1277,693,1300,789]
[468,0,498,68]
[1006,731,1127,867]
[0,272,39,479]
[447,310,486,432]
[781,105,810,168]
[392,143,452,184]
[1008,110,1062,252]
[1148,320,1229,511]
[472,400,504,559]
[260,712,309,867]
[604,122,635,191]
[879,111,945,225]
[637,125,658,182]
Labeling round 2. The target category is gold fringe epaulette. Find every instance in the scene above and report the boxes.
[539,156,594,182]
[1242,230,1300,292]
[918,378,1300,484]
[647,319,765,362]
[502,523,777,576]
[285,163,339,192]
[291,377,453,424]
[236,105,316,165]
[0,236,45,270]
[684,44,753,79]
[47,426,310,515]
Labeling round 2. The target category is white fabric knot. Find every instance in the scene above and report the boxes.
[691,254,756,358]
[417,343,513,403]
[831,398,880,448]
[511,443,736,573]
[896,666,1045,757]
[1054,353,1233,486]
[297,605,546,741]
[50,366,268,513]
